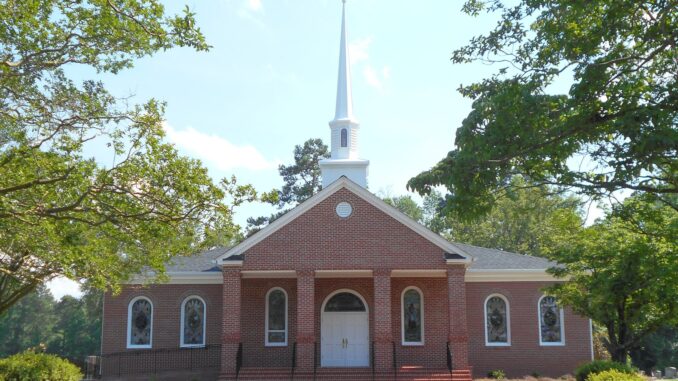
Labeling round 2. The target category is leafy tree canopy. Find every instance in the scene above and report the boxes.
[246,138,328,235]
[0,0,256,314]
[408,0,678,218]
[383,195,424,222]
[547,194,678,363]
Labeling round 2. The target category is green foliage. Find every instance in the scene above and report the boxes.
[0,287,102,365]
[585,370,644,381]
[383,195,424,222]
[0,351,82,381]
[630,326,678,373]
[0,0,256,314]
[246,138,329,235]
[408,0,678,218]
[575,360,637,381]
[487,369,506,379]
[547,195,678,363]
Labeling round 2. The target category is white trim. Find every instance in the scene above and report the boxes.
[391,269,446,278]
[216,177,473,264]
[127,296,153,349]
[315,270,373,278]
[180,295,206,348]
[126,272,222,285]
[242,270,297,279]
[538,295,565,346]
[401,286,424,346]
[221,260,243,267]
[321,288,370,313]
[320,289,370,367]
[465,269,559,282]
[483,294,511,347]
[265,287,288,347]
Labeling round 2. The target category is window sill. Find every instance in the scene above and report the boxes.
[539,342,565,346]
[265,343,288,347]
[127,345,152,350]
[401,342,424,346]
[180,344,206,349]
[485,343,511,347]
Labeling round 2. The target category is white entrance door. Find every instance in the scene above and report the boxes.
[320,290,370,368]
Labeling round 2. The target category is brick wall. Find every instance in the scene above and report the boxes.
[467,282,592,378]
[102,284,222,355]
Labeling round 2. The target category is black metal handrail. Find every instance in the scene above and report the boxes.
[446,341,452,372]
[236,342,243,378]
[101,344,221,377]
[291,342,297,380]
[371,341,375,380]
[392,341,397,380]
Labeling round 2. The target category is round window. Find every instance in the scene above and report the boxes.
[335,202,353,218]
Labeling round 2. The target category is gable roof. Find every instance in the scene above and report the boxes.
[216,176,473,265]
[456,243,557,270]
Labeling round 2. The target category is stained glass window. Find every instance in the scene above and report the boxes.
[485,295,509,344]
[402,288,423,344]
[266,288,287,345]
[128,297,152,347]
[341,129,348,147]
[182,297,205,346]
[324,292,366,312]
[539,296,563,344]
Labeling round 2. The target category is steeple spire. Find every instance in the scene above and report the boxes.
[319,0,369,188]
[333,0,354,122]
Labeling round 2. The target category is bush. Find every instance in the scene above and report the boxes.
[0,351,82,381]
[487,369,506,379]
[575,360,637,381]
[586,369,645,381]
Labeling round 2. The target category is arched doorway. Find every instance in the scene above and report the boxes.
[320,289,369,367]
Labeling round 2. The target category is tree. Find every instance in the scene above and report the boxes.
[0,1,252,314]
[546,195,678,363]
[246,138,329,235]
[48,289,102,364]
[383,195,424,222]
[630,326,678,373]
[0,286,56,357]
[408,0,678,218]
[436,177,583,257]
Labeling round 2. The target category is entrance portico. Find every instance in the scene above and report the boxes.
[217,267,470,380]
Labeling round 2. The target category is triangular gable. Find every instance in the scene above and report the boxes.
[216,177,473,265]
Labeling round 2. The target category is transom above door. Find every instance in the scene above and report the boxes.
[320,290,370,367]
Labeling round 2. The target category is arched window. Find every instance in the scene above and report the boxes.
[485,294,510,346]
[181,296,206,347]
[401,287,424,345]
[340,128,348,147]
[266,288,288,346]
[324,291,366,312]
[127,296,153,348]
[539,295,564,345]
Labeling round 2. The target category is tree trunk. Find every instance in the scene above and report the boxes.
[610,346,628,364]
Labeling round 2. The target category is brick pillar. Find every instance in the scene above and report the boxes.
[296,270,315,376]
[373,269,393,373]
[447,265,469,370]
[219,268,241,380]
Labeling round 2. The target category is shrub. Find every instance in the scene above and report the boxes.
[586,369,645,381]
[487,369,506,379]
[575,360,637,381]
[0,351,82,381]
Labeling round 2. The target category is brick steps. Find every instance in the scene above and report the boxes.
[234,367,471,381]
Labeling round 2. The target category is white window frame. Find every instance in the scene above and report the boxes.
[538,295,565,346]
[265,287,288,347]
[180,295,206,348]
[127,296,153,349]
[484,293,511,347]
[401,286,424,346]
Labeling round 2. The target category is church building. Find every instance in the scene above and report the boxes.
[100,2,593,380]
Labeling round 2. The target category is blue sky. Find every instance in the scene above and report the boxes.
[47,0,554,298]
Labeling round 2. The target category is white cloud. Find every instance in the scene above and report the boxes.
[363,64,391,91]
[163,122,277,171]
[47,277,83,300]
[349,37,373,65]
[245,0,262,12]
[237,0,265,27]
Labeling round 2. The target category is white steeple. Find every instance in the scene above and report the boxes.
[319,0,369,188]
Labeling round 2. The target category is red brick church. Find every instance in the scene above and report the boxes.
[100,2,593,380]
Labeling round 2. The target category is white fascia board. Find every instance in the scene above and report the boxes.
[315,270,373,278]
[465,269,560,282]
[241,270,297,279]
[126,271,222,285]
[216,177,474,264]
[391,269,447,278]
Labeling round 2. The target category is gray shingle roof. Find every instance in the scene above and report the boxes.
[165,242,556,273]
[454,242,557,270]
[164,246,229,273]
